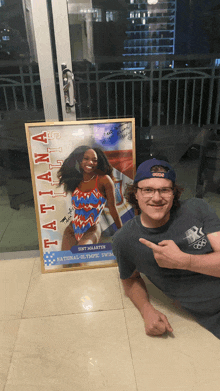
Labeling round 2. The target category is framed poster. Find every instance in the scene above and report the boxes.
[25,119,136,273]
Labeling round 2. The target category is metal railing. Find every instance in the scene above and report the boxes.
[0,64,43,116]
[1,58,220,127]
[73,60,220,128]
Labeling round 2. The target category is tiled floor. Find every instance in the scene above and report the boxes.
[0,255,220,391]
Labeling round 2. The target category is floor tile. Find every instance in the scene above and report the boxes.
[124,306,220,391]
[22,259,123,318]
[5,311,137,391]
[0,320,21,391]
[0,258,35,320]
[0,219,38,252]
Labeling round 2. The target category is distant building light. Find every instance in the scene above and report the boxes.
[2,36,10,41]
[215,59,220,66]
[147,0,158,4]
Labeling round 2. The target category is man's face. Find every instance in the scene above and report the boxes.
[135,178,174,228]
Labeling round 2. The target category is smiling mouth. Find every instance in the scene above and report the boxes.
[149,204,165,208]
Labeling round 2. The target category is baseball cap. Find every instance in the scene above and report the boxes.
[134,158,176,183]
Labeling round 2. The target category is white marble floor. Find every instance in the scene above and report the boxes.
[0,254,220,391]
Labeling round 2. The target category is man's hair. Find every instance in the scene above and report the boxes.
[151,165,169,173]
[125,164,184,214]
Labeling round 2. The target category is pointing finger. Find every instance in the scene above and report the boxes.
[139,238,159,250]
[158,240,173,246]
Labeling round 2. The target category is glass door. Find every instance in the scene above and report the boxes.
[49,0,129,121]
[0,0,59,254]
[49,0,76,120]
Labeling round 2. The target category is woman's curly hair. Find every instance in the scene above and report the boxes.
[125,165,184,214]
[57,145,113,193]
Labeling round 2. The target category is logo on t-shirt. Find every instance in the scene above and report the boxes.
[184,226,207,249]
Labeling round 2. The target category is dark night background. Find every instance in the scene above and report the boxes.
[0,0,220,61]
[175,0,220,55]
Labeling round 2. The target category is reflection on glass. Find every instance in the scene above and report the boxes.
[0,0,43,253]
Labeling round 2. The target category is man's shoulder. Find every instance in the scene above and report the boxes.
[113,216,139,241]
[179,197,210,214]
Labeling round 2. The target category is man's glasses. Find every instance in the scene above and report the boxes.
[136,187,174,199]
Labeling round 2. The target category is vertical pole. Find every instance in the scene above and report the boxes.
[191,79,196,124]
[149,62,153,126]
[198,79,204,127]
[183,78,188,124]
[207,61,215,124]
[29,65,37,111]
[167,80,171,125]
[95,64,100,118]
[214,78,220,125]
[175,79,179,125]
[31,0,59,121]
[157,62,162,126]
[20,66,28,110]
[86,63,92,118]
[140,80,143,127]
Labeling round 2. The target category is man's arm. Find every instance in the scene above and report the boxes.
[188,231,220,277]
[139,231,220,278]
[122,271,173,336]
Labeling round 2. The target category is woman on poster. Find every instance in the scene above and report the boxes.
[57,145,122,250]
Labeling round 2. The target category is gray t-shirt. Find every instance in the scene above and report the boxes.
[112,198,220,304]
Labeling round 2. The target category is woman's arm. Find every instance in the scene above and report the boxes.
[100,175,122,229]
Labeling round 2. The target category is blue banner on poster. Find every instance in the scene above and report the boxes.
[70,242,113,254]
[44,245,116,267]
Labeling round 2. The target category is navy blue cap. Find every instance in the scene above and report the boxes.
[134,158,176,183]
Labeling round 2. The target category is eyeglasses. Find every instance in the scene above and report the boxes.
[136,187,174,198]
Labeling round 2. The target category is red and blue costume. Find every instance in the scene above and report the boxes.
[71,176,106,241]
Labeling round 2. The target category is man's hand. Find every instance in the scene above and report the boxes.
[139,238,190,270]
[143,306,173,336]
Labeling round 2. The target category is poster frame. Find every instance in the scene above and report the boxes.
[25,118,136,273]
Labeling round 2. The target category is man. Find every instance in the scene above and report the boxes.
[112,158,220,338]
